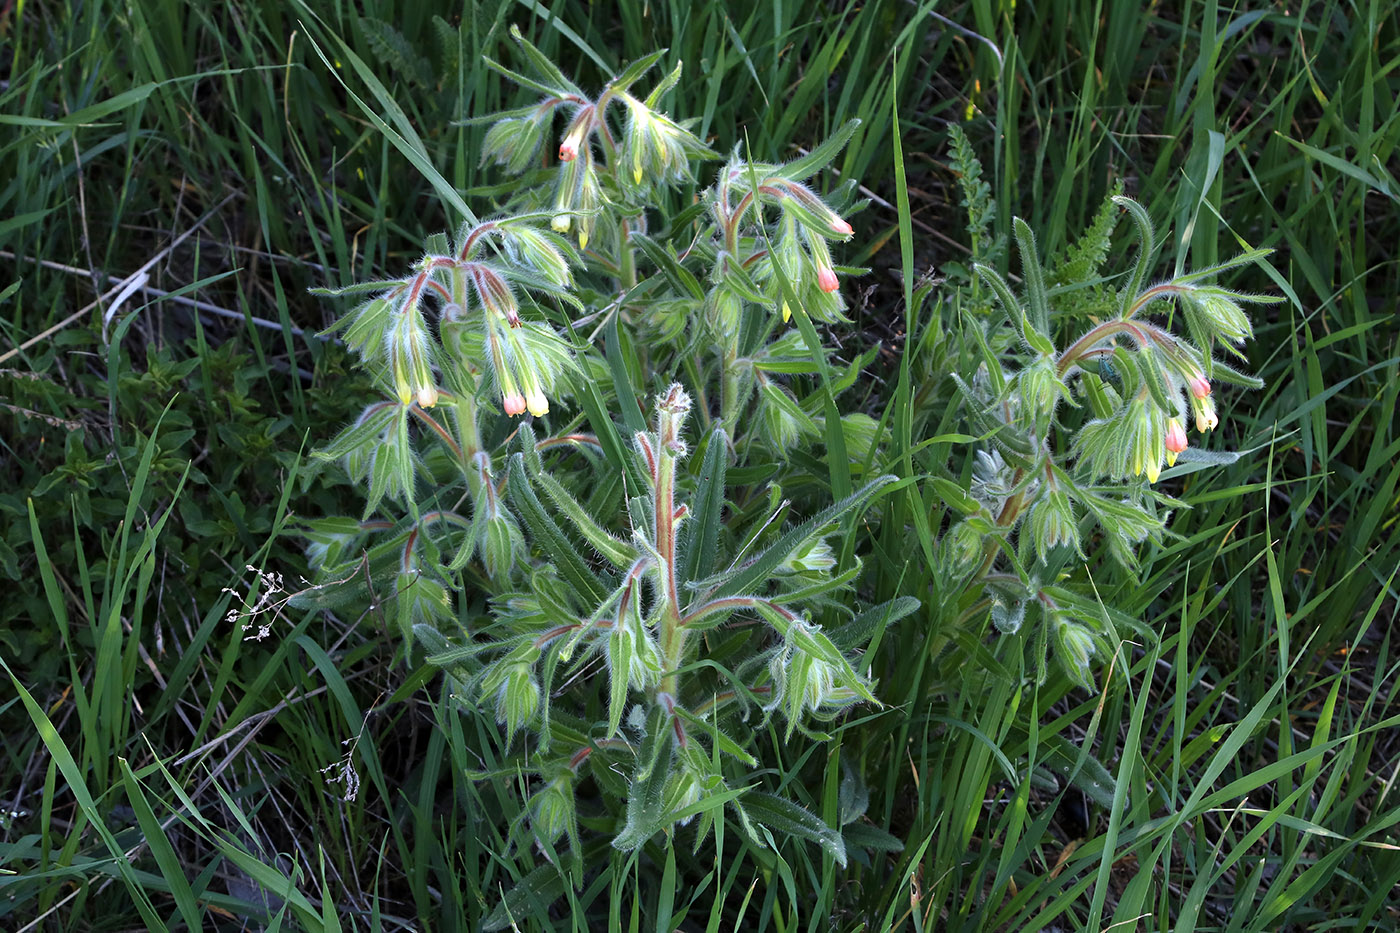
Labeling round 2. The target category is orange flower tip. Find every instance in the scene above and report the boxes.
[558,143,577,162]
[830,218,853,236]
[1188,374,1211,399]
[525,391,549,417]
[817,267,840,293]
[503,392,527,416]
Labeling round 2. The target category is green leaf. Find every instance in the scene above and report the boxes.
[705,475,896,603]
[830,596,921,653]
[609,48,668,93]
[1170,248,1279,285]
[630,232,704,300]
[613,704,677,851]
[605,312,648,435]
[358,17,432,86]
[678,425,728,588]
[508,24,585,97]
[532,469,638,569]
[673,708,757,766]
[1113,196,1156,315]
[842,822,905,854]
[607,624,633,738]
[506,454,608,604]
[740,791,847,867]
[295,6,477,225]
[481,859,573,932]
[928,476,981,515]
[1013,217,1051,335]
[777,119,861,182]
[975,263,1054,356]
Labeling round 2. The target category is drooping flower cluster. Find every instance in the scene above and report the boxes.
[325,217,578,423]
[477,30,713,254]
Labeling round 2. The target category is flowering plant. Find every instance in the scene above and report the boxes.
[928,140,1276,688]
[302,30,899,878]
[297,30,1272,900]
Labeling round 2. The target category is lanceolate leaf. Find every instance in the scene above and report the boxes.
[508,25,586,98]
[740,791,847,867]
[506,454,608,603]
[612,704,676,852]
[1114,195,1157,314]
[830,596,921,652]
[678,425,728,587]
[533,469,638,569]
[703,475,896,604]
[778,118,861,182]
[609,48,668,94]
[1013,217,1051,335]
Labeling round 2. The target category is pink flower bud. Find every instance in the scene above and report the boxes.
[1165,417,1187,466]
[1187,371,1211,399]
[830,217,853,236]
[816,266,840,293]
[503,392,527,416]
[416,385,439,409]
[558,120,588,163]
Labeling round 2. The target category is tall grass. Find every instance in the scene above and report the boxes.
[2,0,1397,929]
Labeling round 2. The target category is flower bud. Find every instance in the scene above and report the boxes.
[1057,619,1097,689]
[507,226,573,288]
[1165,417,1187,465]
[622,98,702,189]
[530,777,575,846]
[472,265,519,325]
[663,769,703,826]
[1187,371,1211,399]
[387,304,437,408]
[816,266,840,293]
[495,661,540,735]
[480,109,550,175]
[1019,355,1066,421]
[558,111,589,162]
[1196,291,1253,343]
[706,288,741,343]
[1025,486,1080,562]
[481,512,522,578]
[944,519,984,577]
[1127,399,1165,483]
[763,178,852,240]
[609,619,663,692]
[779,535,837,575]
[758,379,814,451]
